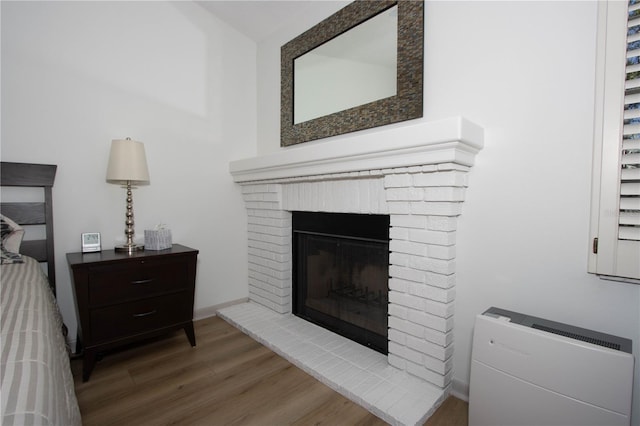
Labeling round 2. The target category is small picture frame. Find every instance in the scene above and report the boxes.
[81,232,101,253]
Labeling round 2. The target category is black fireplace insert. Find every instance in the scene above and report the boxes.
[292,211,389,354]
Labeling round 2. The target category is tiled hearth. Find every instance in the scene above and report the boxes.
[225,118,483,425]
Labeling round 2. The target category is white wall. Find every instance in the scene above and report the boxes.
[1,1,256,343]
[426,2,640,420]
[256,1,640,423]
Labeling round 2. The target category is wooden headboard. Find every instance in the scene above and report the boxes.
[1,161,58,294]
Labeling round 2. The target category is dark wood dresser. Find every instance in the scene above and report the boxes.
[67,244,198,381]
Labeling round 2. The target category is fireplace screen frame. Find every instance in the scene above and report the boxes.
[292,211,390,354]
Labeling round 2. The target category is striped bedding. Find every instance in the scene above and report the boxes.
[1,256,81,426]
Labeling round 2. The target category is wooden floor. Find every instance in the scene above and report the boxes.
[71,316,468,426]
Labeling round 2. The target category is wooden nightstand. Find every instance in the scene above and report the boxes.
[67,244,198,381]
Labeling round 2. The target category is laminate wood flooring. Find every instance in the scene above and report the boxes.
[71,316,467,426]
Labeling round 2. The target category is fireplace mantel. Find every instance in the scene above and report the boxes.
[229,117,483,183]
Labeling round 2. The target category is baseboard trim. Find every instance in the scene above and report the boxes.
[451,378,469,402]
[194,298,249,321]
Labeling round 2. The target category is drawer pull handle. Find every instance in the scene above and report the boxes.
[132,310,157,318]
[131,278,154,285]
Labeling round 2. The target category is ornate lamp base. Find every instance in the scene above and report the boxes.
[116,180,144,255]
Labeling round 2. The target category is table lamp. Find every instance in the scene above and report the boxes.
[106,138,150,253]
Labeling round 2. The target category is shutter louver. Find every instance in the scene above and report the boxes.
[621,0,640,241]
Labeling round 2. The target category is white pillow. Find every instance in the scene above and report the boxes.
[0,214,25,253]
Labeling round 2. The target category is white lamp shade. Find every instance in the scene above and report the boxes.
[106,138,150,183]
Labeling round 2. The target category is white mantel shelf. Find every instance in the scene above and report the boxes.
[229,117,484,183]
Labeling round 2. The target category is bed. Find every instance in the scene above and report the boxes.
[1,161,81,426]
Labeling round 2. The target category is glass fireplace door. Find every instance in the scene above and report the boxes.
[293,212,389,354]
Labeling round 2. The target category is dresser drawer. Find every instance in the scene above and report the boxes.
[88,257,188,306]
[90,293,190,343]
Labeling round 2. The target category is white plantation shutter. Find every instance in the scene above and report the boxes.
[589,0,640,281]
[621,3,640,242]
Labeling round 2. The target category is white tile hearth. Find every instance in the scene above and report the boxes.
[217,302,446,426]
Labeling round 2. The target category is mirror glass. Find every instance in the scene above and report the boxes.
[294,6,398,124]
[281,0,423,147]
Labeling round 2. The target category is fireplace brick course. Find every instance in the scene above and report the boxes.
[239,163,471,390]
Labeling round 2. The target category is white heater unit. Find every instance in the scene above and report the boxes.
[469,307,634,426]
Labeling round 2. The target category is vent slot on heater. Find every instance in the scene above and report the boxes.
[531,324,621,351]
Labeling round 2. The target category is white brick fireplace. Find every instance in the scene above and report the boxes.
[224,117,483,423]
